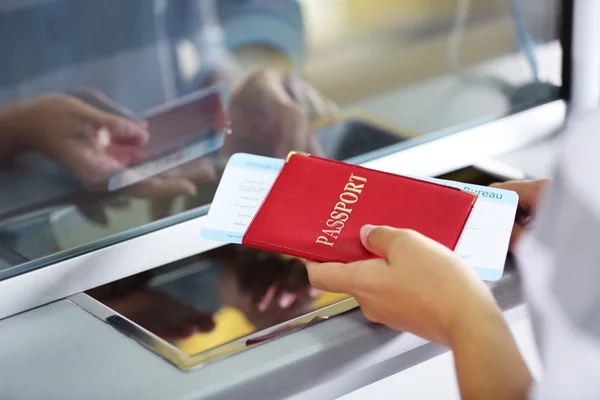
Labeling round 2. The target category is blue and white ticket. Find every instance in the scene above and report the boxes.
[202,153,519,281]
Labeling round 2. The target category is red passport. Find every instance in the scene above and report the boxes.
[243,153,476,263]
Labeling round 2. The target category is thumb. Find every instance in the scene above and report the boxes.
[306,261,358,294]
[491,180,547,213]
[509,223,526,254]
[79,102,149,146]
[360,225,400,258]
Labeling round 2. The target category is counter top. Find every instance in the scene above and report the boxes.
[0,130,559,400]
[0,257,524,400]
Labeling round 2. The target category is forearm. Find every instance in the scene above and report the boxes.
[450,302,533,400]
[0,101,31,163]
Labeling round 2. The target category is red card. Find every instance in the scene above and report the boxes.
[243,153,476,263]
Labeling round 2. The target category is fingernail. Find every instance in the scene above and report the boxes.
[184,185,197,196]
[278,292,296,309]
[258,299,269,312]
[258,285,277,312]
[97,127,111,147]
[360,225,376,245]
[308,287,322,298]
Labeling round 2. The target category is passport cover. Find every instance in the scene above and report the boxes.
[243,153,476,263]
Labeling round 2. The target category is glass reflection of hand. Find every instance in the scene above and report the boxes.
[3,92,210,227]
[104,289,216,342]
[221,69,337,160]
[217,247,321,329]
[70,90,203,200]
[11,92,201,200]
[10,93,149,191]
[146,157,219,221]
[145,70,338,220]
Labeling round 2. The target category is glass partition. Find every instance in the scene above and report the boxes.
[0,0,563,278]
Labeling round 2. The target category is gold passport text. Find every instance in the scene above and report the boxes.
[316,173,367,247]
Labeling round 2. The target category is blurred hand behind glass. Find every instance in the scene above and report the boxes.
[11,93,149,190]
[9,68,337,223]
[67,88,206,200]
[216,247,321,329]
[150,69,338,220]
[2,91,212,225]
[146,156,219,221]
[7,91,201,198]
[221,69,337,160]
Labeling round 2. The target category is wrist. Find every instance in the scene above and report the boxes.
[446,291,504,349]
[445,285,533,399]
[0,100,36,156]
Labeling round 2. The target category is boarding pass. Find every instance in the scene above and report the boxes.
[202,153,518,281]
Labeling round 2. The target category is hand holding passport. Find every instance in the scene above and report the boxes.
[202,153,519,281]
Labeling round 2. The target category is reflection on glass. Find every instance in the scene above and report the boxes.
[0,0,562,277]
[86,246,350,356]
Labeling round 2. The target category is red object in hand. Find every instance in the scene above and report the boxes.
[243,153,476,263]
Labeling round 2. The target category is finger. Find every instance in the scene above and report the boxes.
[128,177,196,198]
[258,284,277,312]
[105,117,149,146]
[267,73,310,157]
[169,323,196,340]
[149,197,174,221]
[66,147,124,190]
[322,96,339,116]
[260,69,293,103]
[104,196,130,209]
[509,223,527,254]
[277,291,297,309]
[69,88,141,121]
[490,180,548,212]
[108,124,149,146]
[303,85,339,121]
[307,133,325,157]
[359,225,400,258]
[192,314,216,333]
[275,103,308,158]
[308,286,322,298]
[77,204,109,226]
[233,252,277,301]
[78,103,149,146]
[286,78,318,120]
[249,256,280,304]
[302,85,325,120]
[177,159,218,182]
[306,259,380,294]
[108,145,144,165]
[284,74,338,120]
